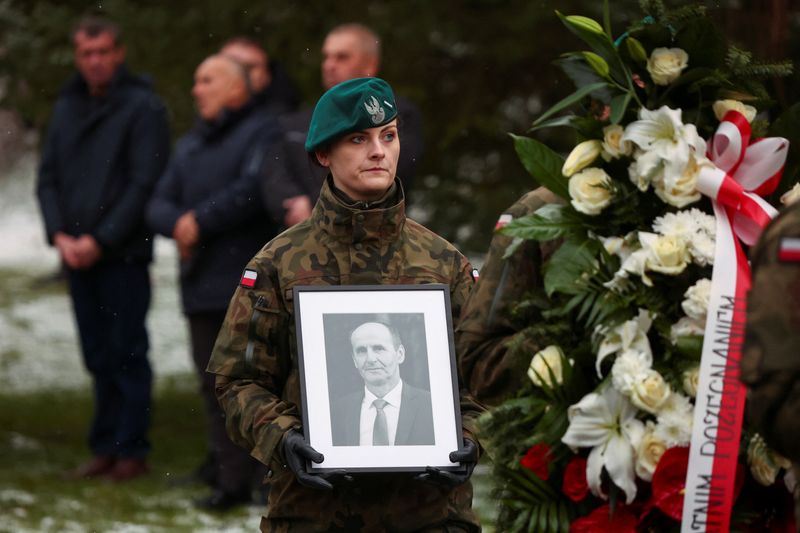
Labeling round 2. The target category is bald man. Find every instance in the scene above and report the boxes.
[146,54,281,511]
[262,23,424,228]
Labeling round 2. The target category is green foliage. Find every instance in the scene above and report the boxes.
[499,204,583,241]
[511,134,569,198]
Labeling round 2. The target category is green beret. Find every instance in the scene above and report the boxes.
[305,77,398,152]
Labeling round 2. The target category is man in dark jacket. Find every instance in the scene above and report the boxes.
[36,16,169,482]
[146,54,280,510]
[220,36,300,117]
[262,23,424,229]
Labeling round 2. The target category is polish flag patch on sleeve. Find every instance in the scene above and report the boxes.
[778,237,800,262]
[495,213,513,230]
[240,269,258,288]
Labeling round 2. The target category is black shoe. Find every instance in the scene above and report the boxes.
[194,488,251,511]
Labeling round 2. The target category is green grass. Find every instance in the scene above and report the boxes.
[0,379,262,532]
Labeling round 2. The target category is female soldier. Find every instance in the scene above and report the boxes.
[208,77,481,532]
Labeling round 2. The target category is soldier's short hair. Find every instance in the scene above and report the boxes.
[71,15,122,46]
[328,23,381,60]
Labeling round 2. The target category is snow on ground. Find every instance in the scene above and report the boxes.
[0,152,194,392]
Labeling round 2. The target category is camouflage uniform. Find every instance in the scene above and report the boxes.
[456,187,562,407]
[742,200,800,463]
[208,176,482,532]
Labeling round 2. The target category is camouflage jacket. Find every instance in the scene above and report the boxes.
[741,200,800,462]
[455,187,562,408]
[208,176,482,532]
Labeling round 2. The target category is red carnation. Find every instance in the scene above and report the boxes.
[570,503,637,533]
[520,443,551,480]
[650,446,690,521]
[562,455,589,502]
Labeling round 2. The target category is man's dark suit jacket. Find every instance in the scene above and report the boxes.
[330,382,434,446]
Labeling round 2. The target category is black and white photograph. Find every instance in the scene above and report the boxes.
[294,285,463,472]
[324,313,434,447]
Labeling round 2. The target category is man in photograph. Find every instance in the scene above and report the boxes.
[331,321,434,446]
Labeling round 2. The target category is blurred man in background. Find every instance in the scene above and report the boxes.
[146,54,280,510]
[262,23,424,228]
[220,36,300,116]
[36,15,170,482]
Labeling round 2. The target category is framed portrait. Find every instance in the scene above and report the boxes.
[293,284,464,473]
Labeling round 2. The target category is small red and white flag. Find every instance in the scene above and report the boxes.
[778,237,800,262]
[495,213,513,230]
[240,269,258,288]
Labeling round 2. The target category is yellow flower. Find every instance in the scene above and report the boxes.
[646,47,689,85]
[527,345,567,388]
[748,433,792,486]
[780,182,800,206]
[630,369,671,414]
[635,422,668,481]
[562,140,602,177]
[568,167,613,215]
[712,99,757,123]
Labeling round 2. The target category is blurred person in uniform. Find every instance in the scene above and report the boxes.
[220,36,300,116]
[146,54,280,510]
[262,23,424,229]
[741,194,800,477]
[455,187,562,408]
[36,15,169,482]
[208,77,481,532]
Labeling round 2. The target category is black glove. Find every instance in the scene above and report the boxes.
[282,429,351,490]
[416,438,479,487]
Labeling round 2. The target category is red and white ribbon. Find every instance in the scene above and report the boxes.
[681,111,788,532]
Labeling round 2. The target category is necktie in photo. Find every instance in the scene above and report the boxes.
[372,398,389,446]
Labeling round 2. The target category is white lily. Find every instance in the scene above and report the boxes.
[595,308,653,376]
[622,106,706,192]
[562,386,644,504]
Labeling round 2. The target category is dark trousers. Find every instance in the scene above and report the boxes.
[67,262,152,458]
[189,311,262,494]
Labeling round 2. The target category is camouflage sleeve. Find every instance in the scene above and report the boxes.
[455,188,559,408]
[742,203,800,462]
[207,257,300,474]
[450,253,486,444]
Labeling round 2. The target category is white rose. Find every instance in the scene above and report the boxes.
[647,47,689,85]
[748,433,792,486]
[653,154,706,208]
[781,183,800,206]
[630,369,672,414]
[682,366,700,398]
[713,99,757,123]
[562,139,602,177]
[601,124,632,160]
[611,351,650,395]
[527,345,567,388]
[635,422,668,481]
[670,316,705,344]
[569,167,613,215]
[640,232,690,276]
[654,393,694,446]
[682,278,711,321]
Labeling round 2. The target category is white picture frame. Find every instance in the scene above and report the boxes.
[293,284,464,473]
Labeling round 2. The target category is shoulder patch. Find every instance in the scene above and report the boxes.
[778,237,800,262]
[240,268,258,288]
[495,213,513,230]
[471,267,480,281]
